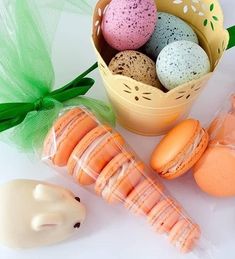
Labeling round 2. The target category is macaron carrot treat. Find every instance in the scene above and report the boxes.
[43,107,202,253]
[151,119,209,179]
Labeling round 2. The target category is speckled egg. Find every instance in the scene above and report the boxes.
[144,12,199,60]
[109,50,162,88]
[101,0,157,51]
[156,41,211,90]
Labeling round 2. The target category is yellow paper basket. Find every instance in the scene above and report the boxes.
[92,0,235,136]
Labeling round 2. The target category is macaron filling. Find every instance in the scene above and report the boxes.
[126,183,159,211]
[73,132,112,179]
[101,162,131,200]
[149,201,175,225]
[162,129,205,175]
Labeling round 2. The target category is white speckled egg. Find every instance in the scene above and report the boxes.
[156,41,211,90]
[144,12,198,60]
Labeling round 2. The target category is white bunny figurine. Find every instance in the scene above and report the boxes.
[0,179,86,249]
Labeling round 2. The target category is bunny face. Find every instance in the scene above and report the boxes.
[0,180,86,249]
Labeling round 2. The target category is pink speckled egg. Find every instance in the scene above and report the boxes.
[101,0,157,51]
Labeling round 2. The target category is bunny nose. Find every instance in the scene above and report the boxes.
[75,197,80,202]
[74,222,81,229]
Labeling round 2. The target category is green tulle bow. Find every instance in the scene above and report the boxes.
[0,0,115,151]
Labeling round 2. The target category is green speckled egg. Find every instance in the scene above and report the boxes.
[144,12,198,61]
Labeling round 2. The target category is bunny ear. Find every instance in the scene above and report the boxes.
[33,184,64,202]
[31,213,64,231]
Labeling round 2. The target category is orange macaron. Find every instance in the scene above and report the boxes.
[168,219,201,253]
[147,198,182,234]
[67,125,125,186]
[43,108,97,167]
[125,179,163,215]
[95,152,144,203]
[151,119,209,180]
[194,145,235,197]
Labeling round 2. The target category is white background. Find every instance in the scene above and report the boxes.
[0,0,235,259]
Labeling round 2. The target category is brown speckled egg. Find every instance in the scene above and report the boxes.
[109,50,161,88]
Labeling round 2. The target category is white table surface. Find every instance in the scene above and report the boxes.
[0,1,235,258]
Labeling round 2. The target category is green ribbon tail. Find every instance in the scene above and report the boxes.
[50,62,98,96]
[0,116,27,133]
[227,26,235,50]
[0,63,98,134]
[0,103,35,120]
[49,78,95,102]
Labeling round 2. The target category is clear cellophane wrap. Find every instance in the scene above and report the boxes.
[41,106,214,255]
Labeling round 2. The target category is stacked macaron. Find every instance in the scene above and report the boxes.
[125,178,200,253]
[43,107,200,253]
[101,0,210,91]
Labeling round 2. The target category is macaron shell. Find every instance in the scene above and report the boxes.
[194,146,235,197]
[148,199,181,234]
[78,132,125,186]
[96,152,144,203]
[163,129,209,180]
[43,108,97,167]
[151,119,200,172]
[95,152,134,195]
[125,179,163,215]
[67,125,112,176]
[43,108,84,163]
[169,219,201,253]
[108,161,144,203]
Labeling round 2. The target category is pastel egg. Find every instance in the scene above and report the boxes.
[109,50,162,88]
[101,0,157,51]
[144,12,199,60]
[156,41,211,90]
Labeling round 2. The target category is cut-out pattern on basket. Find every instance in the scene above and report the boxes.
[174,83,202,101]
[123,84,153,102]
[94,4,109,37]
[172,0,206,16]
[203,3,219,31]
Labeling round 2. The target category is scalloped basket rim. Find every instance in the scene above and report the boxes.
[91,0,230,135]
[92,0,229,98]
[95,45,214,98]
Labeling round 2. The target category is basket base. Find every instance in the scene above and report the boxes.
[117,118,176,136]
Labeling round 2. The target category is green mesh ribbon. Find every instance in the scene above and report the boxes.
[65,0,93,14]
[0,0,115,151]
[44,0,93,15]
